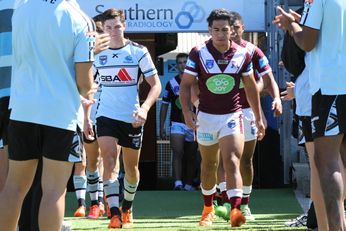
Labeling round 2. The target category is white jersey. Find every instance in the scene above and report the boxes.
[94,40,157,123]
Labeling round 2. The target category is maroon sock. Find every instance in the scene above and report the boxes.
[203,194,214,207]
[241,196,250,205]
[229,196,242,210]
[221,191,228,204]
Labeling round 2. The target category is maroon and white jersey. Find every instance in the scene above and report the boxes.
[239,39,272,108]
[184,39,253,114]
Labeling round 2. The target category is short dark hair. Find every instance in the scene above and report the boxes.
[229,11,243,25]
[102,8,125,23]
[176,53,188,63]
[206,9,232,27]
[93,14,105,33]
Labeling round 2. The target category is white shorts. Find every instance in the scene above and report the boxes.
[170,122,194,142]
[196,111,243,146]
[242,107,257,142]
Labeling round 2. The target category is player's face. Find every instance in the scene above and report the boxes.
[176,57,187,74]
[103,17,125,39]
[230,20,244,44]
[209,20,232,48]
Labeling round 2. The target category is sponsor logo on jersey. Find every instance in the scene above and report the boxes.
[205,60,214,69]
[124,55,134,63]
[99,55,107,65]
[197,132,214,141]
[217,59,229,65]
[100,68,135,84]
[206,74,235,94]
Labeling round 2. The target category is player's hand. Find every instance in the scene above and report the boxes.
[256,119,266,141]
[272,97,282,117]
[132,106,149,128]
[183,110,198,131]
[94,33,110,55]
[80,96,96,108]
[281,81,295,101]
[272,6,297,31]
[83,119,95,141]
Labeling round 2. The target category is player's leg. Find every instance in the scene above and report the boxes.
[84,139,102,219]
[239,140,256,220]
[121,147,141,228]
[38,125,77,231]
[239,107,257,221]
[312,92,346,230]
[0,144,8,192]
[170,122,187,190]
[0,120,40,231]
[300,116,328,230]
[73,152,87,217]
[39,158,73,231]
[195,111,221,227]
[218,111,246,227]
[182,126,197,191]
[219,134,245,227]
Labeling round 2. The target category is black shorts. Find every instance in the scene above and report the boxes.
[0,97,10,145]
[298,116,313,143]
[8,120,82,162]
[311,90,346,139]
[96,116,143,150]
[83,124,97,144]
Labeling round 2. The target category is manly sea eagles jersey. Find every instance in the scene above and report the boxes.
[239,39,272,109]
[184,39,253,114]
[94,40,157,123]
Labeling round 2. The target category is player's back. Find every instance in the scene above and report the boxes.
[11,0,95,131]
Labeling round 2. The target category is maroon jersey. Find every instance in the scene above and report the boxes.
[184,39,252,114]
[239,39,272,109]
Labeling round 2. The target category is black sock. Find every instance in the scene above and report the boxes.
[122,199,132,212]
[78,198,86,207]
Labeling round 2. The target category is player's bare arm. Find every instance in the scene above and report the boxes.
[242,72,265,140]
[262,71,282,116]
[132,73,161,128]
[179,73,197,130]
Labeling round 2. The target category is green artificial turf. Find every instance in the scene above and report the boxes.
[65,188,306,230]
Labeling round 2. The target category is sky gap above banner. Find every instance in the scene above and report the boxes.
[78,0,265,33]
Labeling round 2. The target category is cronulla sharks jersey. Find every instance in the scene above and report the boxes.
[94,40,157,123]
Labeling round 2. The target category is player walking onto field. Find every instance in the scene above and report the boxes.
[180,8,265,228]
[90,8,161,229]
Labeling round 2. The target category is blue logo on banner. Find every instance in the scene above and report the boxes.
[175,1,205,29]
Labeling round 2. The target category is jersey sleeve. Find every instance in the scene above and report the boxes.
[184,47,199,77]
[300,0,323,30]
[252,47,272,78]
[241,53,253,77]
[74,18,96,63]
[137,46,158,78]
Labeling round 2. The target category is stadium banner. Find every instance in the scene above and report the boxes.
[78,0,265,32]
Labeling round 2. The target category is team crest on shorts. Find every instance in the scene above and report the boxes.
[99,55,108,65]
[228,120,236,129]
[205,60,214,69]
